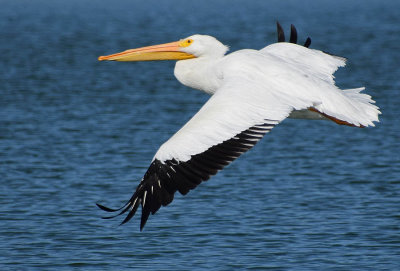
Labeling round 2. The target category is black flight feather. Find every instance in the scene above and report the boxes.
[277,21,285,42]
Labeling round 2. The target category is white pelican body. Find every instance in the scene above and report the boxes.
[98,26,380,230]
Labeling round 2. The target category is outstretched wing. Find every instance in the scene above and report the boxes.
[97,76,302,230]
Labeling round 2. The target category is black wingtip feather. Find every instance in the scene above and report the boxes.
[276,21,285,42]
[96,203,121,212]
[304,37,311,48]
[290,24,298,44]
[140,208,151,231]
[101,212,124,220]
[120,200,140,225]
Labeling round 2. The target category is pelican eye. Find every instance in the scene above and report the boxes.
[180,39,194,47]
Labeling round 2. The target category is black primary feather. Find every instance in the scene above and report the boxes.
[289,24,298,44]
[276,21,285,42]
[304,37,311,48]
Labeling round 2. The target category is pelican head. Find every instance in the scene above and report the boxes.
[98,34,229,62]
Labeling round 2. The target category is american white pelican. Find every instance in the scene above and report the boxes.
[97,23,380,230]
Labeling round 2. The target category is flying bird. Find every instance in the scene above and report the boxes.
[97,23,380,230]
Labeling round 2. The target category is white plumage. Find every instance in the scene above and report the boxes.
[97,24,380,230]
[157,36,379,162]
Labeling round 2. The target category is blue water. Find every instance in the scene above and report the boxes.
[1,0,399,270]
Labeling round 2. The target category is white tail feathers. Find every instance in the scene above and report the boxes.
[314,87,380,127]
[343,87,381,127]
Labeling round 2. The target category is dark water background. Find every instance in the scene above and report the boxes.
[1,0,399,270]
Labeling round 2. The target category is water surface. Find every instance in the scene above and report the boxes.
[1,0,399,270]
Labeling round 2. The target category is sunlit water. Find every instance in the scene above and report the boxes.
[1,0,399,270]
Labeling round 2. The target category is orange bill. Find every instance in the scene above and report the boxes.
[98,41,195,62]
